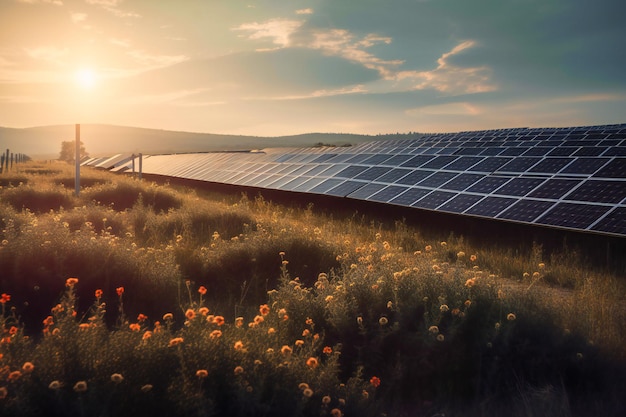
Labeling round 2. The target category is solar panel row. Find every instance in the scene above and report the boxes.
[87,124,626,237]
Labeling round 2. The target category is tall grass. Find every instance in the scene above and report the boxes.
[0,162,624,416]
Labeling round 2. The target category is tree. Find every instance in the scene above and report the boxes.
[59,140,89,163]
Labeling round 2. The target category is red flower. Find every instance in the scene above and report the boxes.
[198,286,207,295]
[95,289,103,298]
[0,293,10,304]
[370,376,381,388]
[116,287,124,297]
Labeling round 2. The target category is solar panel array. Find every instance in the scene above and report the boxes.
[88,124,626,237]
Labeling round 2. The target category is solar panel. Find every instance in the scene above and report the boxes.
[131,123,626,238]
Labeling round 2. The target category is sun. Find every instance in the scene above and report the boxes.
[74,68,97,90]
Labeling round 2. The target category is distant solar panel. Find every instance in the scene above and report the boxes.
[109,123,625,237]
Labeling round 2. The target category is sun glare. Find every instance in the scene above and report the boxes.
[74,68,97,90]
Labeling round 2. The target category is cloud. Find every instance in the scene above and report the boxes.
[16,0,63,5]
[296,8,313,15]
[71,12,87,23]
[396,40,496,94]
[233,19,304,48]
[407,102,482,116]
[126,50,188,68]
[254,85,367,101]
[85,0,140,18]
[24,46,68,64]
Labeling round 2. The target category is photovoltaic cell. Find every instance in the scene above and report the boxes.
[401,155,434,168]
[347,183,388,199]
[441,173,485,191]
[593,158,626,178]
[367,185,411,203]
[326,180,366,197]
[417,172,458,188]
[564,180,626,204]
[443,156,483,171]
[388,187,431,206]
[528,157,573,173]
[396,170,436,185]
[468,157,512,172]
[536,203,611,229]
[413,190,457,209]
[421,156,459,169]
[438,194,484,213]
[308,178,344,194]
[498,200,555,222]
[382,154,414,166]
[493,178,545,196]
[528,179,582,199]
[355,166,391,181]
[334,165,370,178]
[466,177,511,193]
[590,207,626,235]
[560,158,610,175]
[573,147,606,157]
[499,147,528,156]
[466,196,518,217]
[498,157,541,173]
[376,168,413,183]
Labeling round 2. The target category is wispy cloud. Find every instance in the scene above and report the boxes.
[85,0,140,18]
[233,19,304,48]
[71,12,88,23]
[125,50,188,69]
[254,85,367,101]
[397,40,497,94]
[24,46,68,64]
[407,102,482,116]
[16,0,63,5]
[296,8,313,15]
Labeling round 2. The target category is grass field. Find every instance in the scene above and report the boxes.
[0,162,625,417]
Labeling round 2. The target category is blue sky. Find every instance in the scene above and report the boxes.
[1,0,625,136]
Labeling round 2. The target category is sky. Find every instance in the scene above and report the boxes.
[1,0,625,136]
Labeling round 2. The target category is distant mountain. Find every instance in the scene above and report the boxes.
[0,124,393,159]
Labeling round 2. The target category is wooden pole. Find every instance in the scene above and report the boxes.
[75,124,80,196]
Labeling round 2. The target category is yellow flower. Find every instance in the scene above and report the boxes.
[298,382,309,390]
[378,317,388,326]
[457,251,465,258]
[507,313,516,321]
[267,327,276,335]
[331,408,343,417]
[440,304,449,312]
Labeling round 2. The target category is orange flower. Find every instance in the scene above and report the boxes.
[210,330,222,339]
[213,316,225,326]
[306,357,318,369]
[116,287,124,297]
[198,307,209,316]
[142,331,152,340]
[9,326,18,335]
[94,289,103,298]
[22,362,35,373]
[259,304,270,316]
[0,293,11,304]
[185,309,196,320]
[323,346,333,355]
[254,315,264,324]
[234,366,244,375]
[137,313,148,322]
[235,317,244,327]
[281,345,292,355]
[370,376,381,388]
[65,278,79,287]
[198,286,207,295]
[168,337,184,347]
[234,340,244,350]
[8,370,22,382]
[196,369,208,378]
[129,323,141,332]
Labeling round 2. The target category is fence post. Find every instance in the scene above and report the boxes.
[139,153,143,180]
[75,124,80,196]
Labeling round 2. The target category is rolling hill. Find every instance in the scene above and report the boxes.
[0,124,389,159]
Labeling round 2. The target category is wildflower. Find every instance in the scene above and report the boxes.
[331,408,343,417]
[254,315,264,324]
[323,346,333,355]
[440,241,447,247]
[116,287,124,297]
[495,322,501,330]
[356,316,363,326]
[532,272,540,279]
[298,382,309,390]
[8,370,22,381]
[9,326,18,335]
[234,340,244,350]
[370,376,381,388]
[322,395,331,404]
[538,262,545,269]
[210,330,222,339]
[306,357,319,368]
[111,373,124,384]
[295,340,304,347]
[185,309,196,320]
[523,272,530,279]
[235,317,244,327]
[163,313,174,321]
[129,323,141,332]
[428,325,439,334]
[0,387,6,400]
[141,384,153,392]
[383,241,391,250]
[437,334,445,342]
[142,331,152,340]
[213,316,225,326]
[49,380,61,390]
[95,289,103,298]
[470,254,478,262]
[234,366,244,375]
[302,329,311,337]
[198,307,209,316]
[576,352,583,360]
[22,362,35,373]
[303,388,314,398]
[465,278,476,288]
[196,369,209,378]
[73,381,88,392]
[259,304,270,316]
[65,278,79,287]
[325,295,334,302]
[0,293,10,304]
[266,348,275,354]
[457,251,465,258]
[168,337,184,347]
[387,301,393,309]
[440,304,449,313]
[350,264,357,270]
[281,345,293,355]
[198,286,207,295]
[425,245,432,252]
[507,313,516,321]
[305,317,314,326]
[137,313,148,322]
[497,290,505,300]
[279,251,286,257]
[379,317,388,326]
